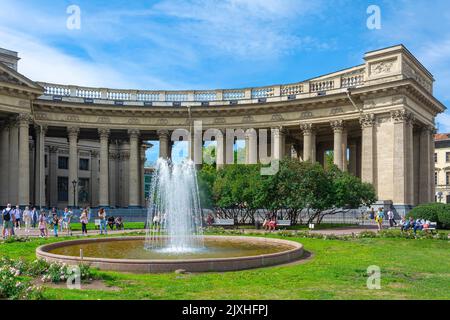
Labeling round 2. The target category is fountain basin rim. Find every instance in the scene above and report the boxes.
[36,236,304,273]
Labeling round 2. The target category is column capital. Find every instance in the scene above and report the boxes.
[128,129,140,139]
[300,123,314,135]
[109,151,119,160]
[359,113,376,128]
[34,124,48,135]
[390,109,414,123]
[67,126,80,139]
[330,120,345,132]
[119,151,130,161]
[98,128,110,140]
[157,129,170,139]
[48,145,58,154]
[91,150,99,158]
[271,126,287,136]
[17,113,32,126]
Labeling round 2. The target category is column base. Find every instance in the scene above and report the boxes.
[392,204,414,218]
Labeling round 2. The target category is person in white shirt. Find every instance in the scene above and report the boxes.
[387,209,397,227]
[23,206,32,233]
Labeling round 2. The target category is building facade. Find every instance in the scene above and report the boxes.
[434,133,450,203]
[0,45,445,213]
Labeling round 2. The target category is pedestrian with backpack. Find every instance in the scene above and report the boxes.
[2,204,14,239]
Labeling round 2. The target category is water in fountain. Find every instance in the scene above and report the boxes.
[145,158,205,253]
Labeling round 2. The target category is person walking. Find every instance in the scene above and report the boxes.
[375,208,385,231]
[98,208,107,235]
[38,212,48,238]
[63,208,73,236]
[80,210,88,236]
[23,206,32,233]
[387,209,397,227]
[2,204,14,239]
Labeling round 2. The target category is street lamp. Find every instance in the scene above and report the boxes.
[72,179,78,209]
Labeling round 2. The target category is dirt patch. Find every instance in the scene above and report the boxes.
[33,279,121,291]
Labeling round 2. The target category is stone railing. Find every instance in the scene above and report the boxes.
[37,66,368,105]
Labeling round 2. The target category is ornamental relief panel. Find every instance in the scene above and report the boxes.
[370,59,396,76]
[128,118,140,125]
[66,115,80,122]
[97,116,111,124]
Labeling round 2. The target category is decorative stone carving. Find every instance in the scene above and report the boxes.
[370,60,395,76]
[359,114,376,128]
[90,150,99,158]
[128,118,140,125]
[390,109,414,123]
[300,111,313,119]
[109,152,119,160]
[17,113,32,126]
[97,116,111,124]
[329,107,344,115]
[330,120,344,132]
[271,114,284,121]
[67,126,80,139]
[128,129,140,139]
[157,118,168,125]
[242,115,255,123]
[34,113,49,121]
[157,129,170,138]
[119,151,130,161]
[66,115,80,122]
[48,146,58,154]
[300,123,314,134]
[98,128,110,140]
[214,118,226,125]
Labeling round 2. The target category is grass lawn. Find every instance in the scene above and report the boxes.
[1,234,449,300]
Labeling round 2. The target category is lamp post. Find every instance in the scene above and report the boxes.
[72,179,78,209]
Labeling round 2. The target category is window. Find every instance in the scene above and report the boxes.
[435,172,438,186]
[446,152,450,163]
[434,153,437,163]
[57,177,68,202]
[446,195,450,204]
[78,178,90,203]
[58,156,69,170]
[446,172,450,186]
[45,155,48,168]
[79,158,89,171]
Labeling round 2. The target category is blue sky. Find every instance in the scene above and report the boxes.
[1,0,449,165]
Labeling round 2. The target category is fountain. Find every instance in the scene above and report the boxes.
[145,159,204,253]
[36,158,304,273]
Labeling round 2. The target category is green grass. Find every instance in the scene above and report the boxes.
[1,234,449,300]
[68,222,145,231]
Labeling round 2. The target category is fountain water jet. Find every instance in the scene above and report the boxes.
[144,158,204,253]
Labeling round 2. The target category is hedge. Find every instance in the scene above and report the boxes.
[407,203,450,229]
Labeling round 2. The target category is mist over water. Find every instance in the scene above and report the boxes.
[145,158,205,253]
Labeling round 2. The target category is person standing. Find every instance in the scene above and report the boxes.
[23,206,32,233]
[2,204,14,239]
[12,205,22,230]
[52,213,59,237]
[80,210,88,236]
[38,212,48,238]
[31,207,39,229]
[98,208,107,235]
[63,208,73,236]
[387,209,397,227]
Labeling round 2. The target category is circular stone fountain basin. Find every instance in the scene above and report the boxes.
[36,236,304,273]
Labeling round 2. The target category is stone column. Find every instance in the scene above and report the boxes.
[342,130,348,172]
[9,121,19,205]
[0,123,9,205]
[48,146,58,208]
[67,126,79,208]
[216,129,226,169]
[128,129,140,207]
[419,126,434,203]
[158,130,170,159]
[360,114,376,185]
[18,114,31,207]
[140,144,147,207]
[330,120,344,170]
[348,141,357,176]
[109,150,118,208]
[391,110,414,207]
[98,128,110,207]
[300,123,314,162]
[429,127,436,203]
[272,127,285,160]
[189,128,203,165]
[245,129,258,164]
[226,130,235,164]
[34,125,47,209]
[90,151,99,208]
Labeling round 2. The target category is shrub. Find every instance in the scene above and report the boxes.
[407,203,450,229]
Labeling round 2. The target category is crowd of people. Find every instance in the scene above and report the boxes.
[1,204,125,239]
